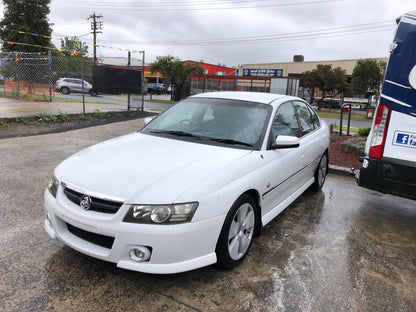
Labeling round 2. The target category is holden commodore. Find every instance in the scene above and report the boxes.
[44,91,330,274]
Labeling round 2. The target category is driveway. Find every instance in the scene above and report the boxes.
[0,119,415,311]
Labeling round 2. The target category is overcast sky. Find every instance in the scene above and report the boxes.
[2,0,416,67]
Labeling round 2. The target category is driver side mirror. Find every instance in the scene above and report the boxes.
[272,135,300,149]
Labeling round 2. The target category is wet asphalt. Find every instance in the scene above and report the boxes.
[0,118,415,312]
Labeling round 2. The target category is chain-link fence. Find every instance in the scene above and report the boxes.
[1,52,52,101]
[0,52,137,119]
[0,52,96,97]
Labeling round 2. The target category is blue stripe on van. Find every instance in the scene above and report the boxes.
[380,14,416,117]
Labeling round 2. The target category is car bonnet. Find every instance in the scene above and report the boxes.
[55,132,252,204]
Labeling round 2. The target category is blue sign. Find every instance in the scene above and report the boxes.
[243,69,283,77]
[393,130,416,148]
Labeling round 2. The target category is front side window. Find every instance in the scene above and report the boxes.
[270,102,299,143]
[293,101,316,136]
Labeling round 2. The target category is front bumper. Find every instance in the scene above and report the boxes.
[358,156,416,200]
[44,189,224,274]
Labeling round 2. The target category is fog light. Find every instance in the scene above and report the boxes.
[129,246,151,262]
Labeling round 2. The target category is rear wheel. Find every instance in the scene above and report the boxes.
[61,87,70,95]
[312,153,328,190]
[216,194,257,269]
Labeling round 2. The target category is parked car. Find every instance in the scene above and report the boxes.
[55,78,98,96]
[44,91,330,274]
[146,83,163,95]
[321,98,341,108]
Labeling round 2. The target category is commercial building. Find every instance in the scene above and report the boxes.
[238,57,388,79]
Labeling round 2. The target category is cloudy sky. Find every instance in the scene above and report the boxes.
[2,0,416,67]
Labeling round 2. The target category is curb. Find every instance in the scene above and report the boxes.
[328,164,358,177]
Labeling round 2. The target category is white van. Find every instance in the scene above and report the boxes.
[358,10,416,200]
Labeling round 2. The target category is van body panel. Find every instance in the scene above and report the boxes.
[358,10,416,200]
[383,111,416,161]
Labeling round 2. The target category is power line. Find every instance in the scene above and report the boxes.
[93,21,394,46]
[49,19,89,26]
[50,0,343,11]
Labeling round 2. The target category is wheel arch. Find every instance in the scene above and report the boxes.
[241,188,263,237]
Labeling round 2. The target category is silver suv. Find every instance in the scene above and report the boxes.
[55,78,97,96]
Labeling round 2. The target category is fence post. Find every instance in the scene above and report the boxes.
[127,51,131,111]
[80,42,86,115]
[141,51,145,111]
[48,50,52,102]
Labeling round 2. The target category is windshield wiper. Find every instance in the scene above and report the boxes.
[149,130,202,138]
[149,130,253,147]
[208,138,253,147]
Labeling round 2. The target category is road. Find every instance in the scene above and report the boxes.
[0,93,173,119]
[54,93,174,111]
[0,118,414,311]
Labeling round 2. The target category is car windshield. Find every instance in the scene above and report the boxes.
[142,97,272,150]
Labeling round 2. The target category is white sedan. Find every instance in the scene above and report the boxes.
[44,91,330,274]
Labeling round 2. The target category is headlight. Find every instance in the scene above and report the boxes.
[123,202,198,224]
[47,176,59,198]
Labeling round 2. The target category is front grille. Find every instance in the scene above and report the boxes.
[66,223,115,249]
[63,187,123,214]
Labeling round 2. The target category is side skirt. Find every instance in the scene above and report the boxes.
[261,177,314,226]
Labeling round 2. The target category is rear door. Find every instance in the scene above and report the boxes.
[292,100,325,178]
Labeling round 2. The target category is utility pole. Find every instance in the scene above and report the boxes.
[88,12,103,63]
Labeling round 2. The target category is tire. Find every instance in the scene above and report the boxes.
[61,87,70,95]
[312,152,328,190]
[216,194,258,269]
[89,90,97,97]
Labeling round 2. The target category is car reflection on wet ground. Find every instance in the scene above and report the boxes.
[0,119,415,312]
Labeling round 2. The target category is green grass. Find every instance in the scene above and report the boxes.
[52,96,116,105]
[316,110,370,121]
[147,99,177,104]
[332,125,359,133]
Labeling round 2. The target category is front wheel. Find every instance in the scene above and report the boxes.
[312,153,328,190]
[61,87,70,95]
[216,194,257,269]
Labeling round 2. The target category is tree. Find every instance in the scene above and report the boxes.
[351,59,386,97]
[0,0,52,52]
[53,37,92,81]
[302,64,349,109]
[149,56,205,100]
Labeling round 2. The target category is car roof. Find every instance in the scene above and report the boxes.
[190,91,297,105]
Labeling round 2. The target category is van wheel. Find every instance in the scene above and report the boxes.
[312,153,328,190]
[216,194,257,269]
[89,90,97,97]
